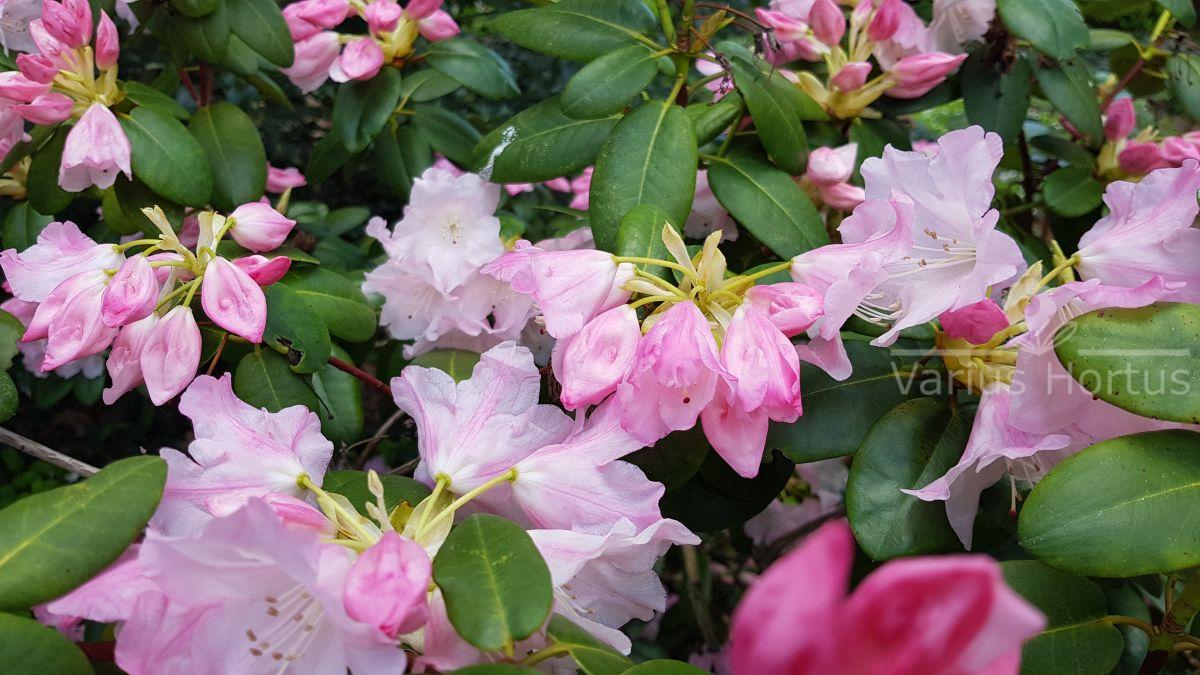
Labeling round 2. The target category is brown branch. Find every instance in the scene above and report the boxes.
[0,427,98,476]
[327,356,392,396]
[1101,58,1147,111]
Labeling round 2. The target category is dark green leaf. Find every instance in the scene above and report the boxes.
[333,69,404,152]
[170,0,219,18]
[170,0,230,62]
[590,101,697,252]
[233,348,321,411]
[280,268,377,342]
[111,178,184,236]
[219,35,261,76]
[621,660,708,674]
[546,614,634,675]
[0,372,17,424]
[433,513,554,652]
[323,469,431,516]
[475,97,618,183]
[311,346,364,445]
[306,132,355,184]
[26,127,73,215]
[1020,430,1200,576]
[0,309,23,371]
[1030,134,1096,169]
[124,81,190,120]
[228,0,295,68]
[410,349,482,382]
[189,102,267,211]
[0,456,166,610]
[1168,54,1200,122]
[263,283,333,373]
[2,203,52,252]
[997,0,1088,60]
[736,69,818,173]
[562,45,658,119]
[491,0,658,62]
[0,614,91,674]
[625,426,710,491]
[615,203,673,280]
[121,107,213,207]
[1035,61,1103,145]
[961,53,1032,144]
[707,151,827,257]
[1043,165,1103,217]
[1086,29,1135,51]
[426,38,519,100]
[411,104,482,167]
[375,123,415,200]
[661,450,794,532]
[687,93,743,146]
[398,69,462,103]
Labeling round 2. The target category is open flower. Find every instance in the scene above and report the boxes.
[59,103,132,192]
[0,220,122,302]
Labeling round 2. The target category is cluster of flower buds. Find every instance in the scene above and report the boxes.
[485,222,827,479]
[0,200,297,405]
[1098,97,1200,180]
[0,0,130,192]
[756,0,977,118]
[282,0,459,93]
[800,142,865,211]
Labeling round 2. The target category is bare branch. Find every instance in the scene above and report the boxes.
[0,427,98,477]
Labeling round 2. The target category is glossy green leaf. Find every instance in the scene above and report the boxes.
[433,513,554,652]
[1055,302,1200,424]
[0,456,166,610]
[411,349,482,382]
[1020,430,1200,576]
[233,348,321,412]
[306,132,355,184]
[625,426,710,491]
[171,0,219,17]
[621,661,707,674]
[426,38,519,100]
[398,69,462,103]
[333,69,403,152]
[263,283,333,374]
[546,614,634,675]
[475,97,618,183]
[0,613,91,674]
[189,102,267,211]
[767,341,918,463]
[323,469,431,516]
[112,178,183,237]
[661,450,795,532]
[687,92,743,146]
[736,70,815,173]
[961,53,1032,144]
[228,0,295,68]
[562,45,658,119]
[124,81,190,120]
[1086,29,1135,51]
[615,204,673,280]
[0,309,23,372]
[707,151,827,258]
[121,107,213,207]
[279,268,377,343]
[1035,61,1103,145]
[218,34,260,76]
[491,0,658,62]
[846,398,966,560]
[590,101,697,252]
[0,372,17,424]
[26,127,72,215]
[997,0,1088,60]
[411,104,482,167]
[311,347,364,445]
[375,123,415,200]
[1168,54,1200,122]
[171,0,230,62]
[2,202,52,252]
[1043,165,1103,217]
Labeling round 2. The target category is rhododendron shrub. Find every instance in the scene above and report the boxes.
[0,0,1198,673]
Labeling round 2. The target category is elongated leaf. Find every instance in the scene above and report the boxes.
[306,132,355,184]
[3,202,52,252]
[562,45,658,119]
[0,456,166,610]
[171,0,230,62]
[961,53,1032,144]
[333,69,403,152]
[411,349,482,382]
[280,268,377,343]
[233,348,320,411]
[228,0,294,67]
[398,69,462,102]
[546,614,634,675]
[375,123,414,200]
[0,372,17,424]
[112,178,184,236]
[590,101,697,252]
[323,469,431,516]
[25,127,72,215]
[734,63,824,173]
[661,450,795,533]
[707,151,827,257]
[1036,61,1103,145]
[433,514,553,652]
[1055,302,1200,424]
[475,97,619,183]
[263,283,333,373]
[311,347,364,445]
[0,614,90,674]
[1168,54,1200,122]
[124,81,190,120]
[426,38,519,100]
[0,309,23,371]
[189,102,267,211]
[171,0,219,18]
[1020,430,1200,576]
[998,0,1088,60]
[615,204,673,280]
[846,398,966,560]
[219,35,260,76]
[1043,165,1103,217]
[1001,561,1124,675]
[687,93,743,146]
[411,104,482,167]
[1158,0,1196,26]
[121,107,213,207]
[491,0,658,62]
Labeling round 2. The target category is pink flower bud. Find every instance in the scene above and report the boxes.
[939,298,1008,344]
[721,304,802,421]
[284,0,350,39]
[14,92,73,125]
[1118,141,1165,175]
[365,1,404,33]
[101,255,159,327]
[228,201,296,252]
[59,103,132,192]
[95,11,120,70]
[745,282,824,337]
[281,32,341,93]
[1103,97,1135,142]
[103,314,159,405]
[344,532,431,638]
[406,0,442,20]
[24,270,106,342]
[201,257,267,343]
[417,10,459,41]
[1162,137,1200,166]
[806,146,855,186]
[556,305,640,410]
[29,19,69,64]
[16,54,58,84]
[830,61,871,92]
[819,182,866,211]
[809,0,846,46]
[868,0,902,42]
[887,52,966,98]
[139,305,201,406]
[0,71,50,102]
[266,165,307,193]
[755,8,810,43]
[40,272,117,371]
[41,0,92,49]
[330,37,386,82]
[231,255,292,286]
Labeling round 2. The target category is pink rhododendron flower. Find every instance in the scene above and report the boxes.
[231,254,292,286]
[830,61,871,92]
[887,52,967,98]
[554,304,640,411]
[806,144,855,186]
[94,10,119,69]
[200,257,267,343]
[569,167,593,210]
[139,305,201,405]
[808,0,845,46]
[227,201,296,252]
[926,0,995,53]
[15,90,72,125]
[59,103,132,192]
[1118,140,1166,174]
[266,165,307,193]
[153,373,333,536]
[282,31,342,93]
[16,54,58,84]
[283,0,351,40]
[0,0,42,53]
[102,314,158,405]
[38,270,117,371]
[530,518,699,653]
[1162,137,1200,165]
[330,36,385,82]
[41,0,91,48]
[343,531,430,637]
[756,8,826,63]
[415,9,460,41]
[744,282,824,337]
[0,220,122,302]
[1104,97,1135,142]
[101,255,159,327]
[363,0,404,33]
[744,459,847,546]
[729,519,1044,674]
[405,0,443,19]
[939,297,1008,344]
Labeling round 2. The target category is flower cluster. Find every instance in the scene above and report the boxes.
[1099,97,1200,180]
[0,0,131,191]
[800,142,865,211]
[0,200,297,405]
[282,0,459,93]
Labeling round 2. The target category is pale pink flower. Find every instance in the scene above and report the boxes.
[1104,97,1135,142]
[756,8,826,62]
[0,70,51,100]
[744,282,824,337]
[569,167,593,210]
[530,518,699,653]
[1162,137,1200,165]
[153,373,332,536]
[0,220,122,302]
[343,532,430,638]
[200,257,266,342]
[0,0,43,53]
[867,0,903,41]
[363,0,403,33]
[283,0,350,41]
[101,255,159,327]
[805,144,856,186]
[231,255,292,286]
[808,0,845,46]
[139,305,201,405]
[926,0,995,53]
[744,459,847,546]
[938,297,1007,344]
[405,0,442,19]
[330,37,385,82]
[102,314,158,405]
[94,10,119,69]
[887,52,966,98]
[228,201,296,252]
[16,54,58,84]
[870,0,929,68]
[282,31,341,93]
[266,165,307,193]
[59,103,132,192]
[15,91,72,125]
[729,519,1044,675]
[38,270,117,371]
[554,304,640,411]
[415,10,459,41]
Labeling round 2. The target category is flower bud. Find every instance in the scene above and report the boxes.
[231,255,292,286]
[806,146,855,186]
[365,1,404,33]
[41,272,117,371]
[416,10,459,41]
[25,270,107,342]
[103,314,159,404]
[284,0,350,39]
[228,202,296,252]
[16,54,58,84]
[101,255,159,327]
[809,0,846,46]
[887,52,966,98]
[95,11,120,70]
[406,0,443,20]
[1103,97,1135,142]
[344,532,431,638]
[266,166,307,193]
[755,8,810,43]
[556,305,640,410]
[14,92,73,125]
[868,0,902,41]
[820,182,866,211]
[0,71,50,102]
[830,61,871,92]
[1117,141,1165,175]
[41,0,93,49]
[139,306,202,406]
[745,283,825,337]
[201,257,267,343]
[939,298,1008,344]
[282,32,342,93]
[330,37,386,82]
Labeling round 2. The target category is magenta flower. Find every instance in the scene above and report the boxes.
[231,254,292,286]
[139,305,202,406]
[228,201,297,252]
[938,297,1008,344]
[1117,140,1166,174]
[868,0,903,41]
[808,0,845,45]
[1104,97,1136,142]
[101,255,159,328]
[200,257,267,343]
[0,220,122,302]
[343,532,431,638]
[59,103,132,192]
[94,10,119,70]
[830,61,871,92]
[729,519,1044,675]
[554,304,640,411]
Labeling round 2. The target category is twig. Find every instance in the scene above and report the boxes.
[327,356,392,396]
[0,427,98,476]
[355,409,407,470]
[681,544,720,648]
